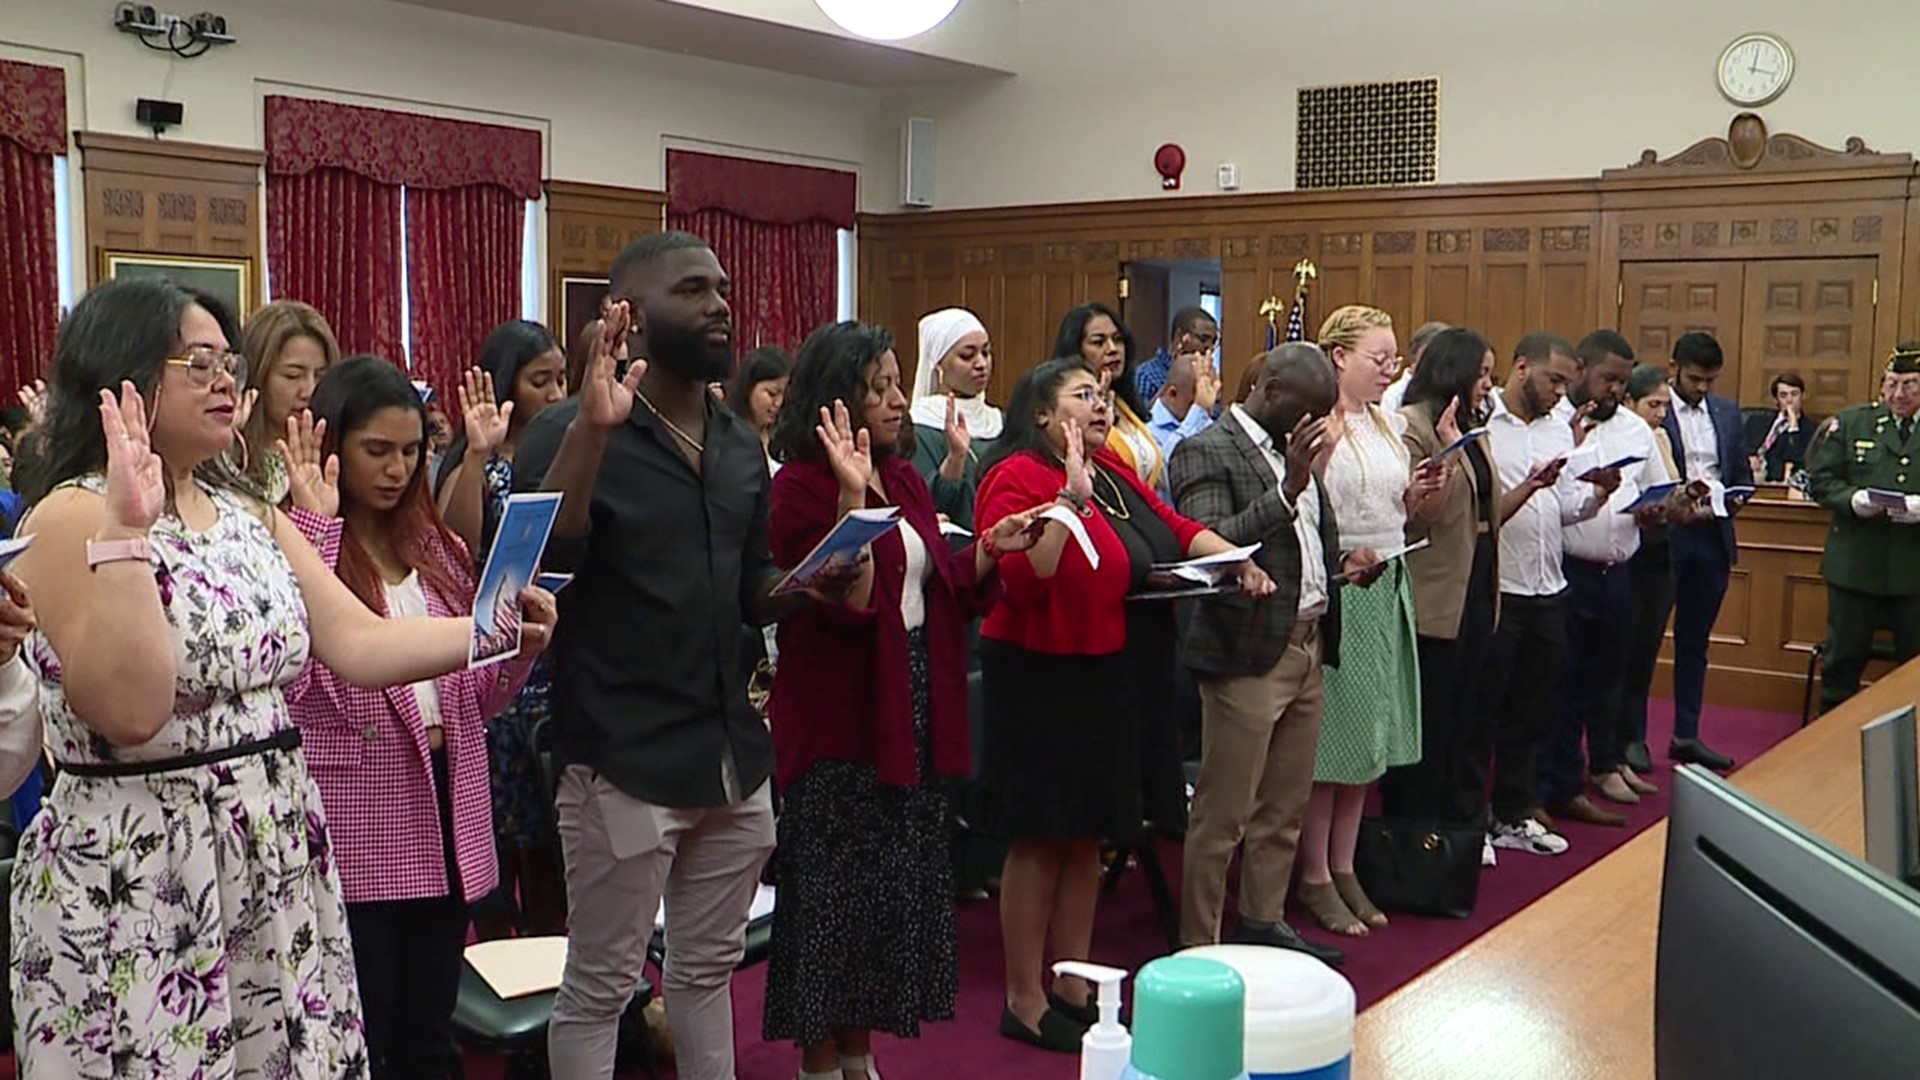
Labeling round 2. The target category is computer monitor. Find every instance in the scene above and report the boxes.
[1657,764,1920,1079]
[1862,706,1920,886]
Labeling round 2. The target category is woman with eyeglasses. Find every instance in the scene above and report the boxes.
[975,357,1273,1052]
[7,277,555,1078]
[1295,305,1448,936]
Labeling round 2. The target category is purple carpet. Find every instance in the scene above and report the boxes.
[0,701,1788,1080]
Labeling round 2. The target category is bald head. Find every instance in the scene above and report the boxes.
[1245,342,1339,438]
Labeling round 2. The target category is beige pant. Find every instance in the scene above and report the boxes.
[548,765,776,1080]
[1180,621,1326,946]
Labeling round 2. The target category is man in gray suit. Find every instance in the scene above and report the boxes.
[1170,343,1382,966]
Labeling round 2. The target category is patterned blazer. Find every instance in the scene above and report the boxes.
[287,508,531,906]
[1169,413,1344,677]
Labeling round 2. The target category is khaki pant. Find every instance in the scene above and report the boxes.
[548,765,776,1080]
[1180,622,1326,946]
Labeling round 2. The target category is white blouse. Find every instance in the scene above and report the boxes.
[1324,404,1412,552]
[384,572,444,729]
[899,521,934,631]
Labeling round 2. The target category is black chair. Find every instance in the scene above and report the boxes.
[1802,634,1902,726]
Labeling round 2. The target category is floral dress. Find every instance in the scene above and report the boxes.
[11,478,368,1079]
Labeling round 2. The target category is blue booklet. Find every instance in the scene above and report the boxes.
[771,507,903,597]
[1422,426,1489,467]
[470,492,563,668]
[1620,481,1684,513]
[535,573,573,594]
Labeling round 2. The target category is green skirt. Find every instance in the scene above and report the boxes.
[1314,557,1422,784]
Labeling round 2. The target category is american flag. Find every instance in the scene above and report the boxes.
[1284,289,1308,343]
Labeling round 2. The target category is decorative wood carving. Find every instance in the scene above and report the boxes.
[1611,113,1912,176]
[157,193,196,222]
[1692,222,1720,248]
[1427,230,1471,255]
[1127,239,1165,260]
[1043,243,1077,263]
[1222,236,1259,260]
[1619,224,1645,250]
[1484,227,1530,253]
[960,246,997,266]
[1771,218,1799,245]
[1170,236,1211,259]
[1542,227,1590,252]
[1085,241,1119,262]
[1373,231,1415,255]
[888,249,915,272]
[1268,234,1310,258]
[1321,233,1363,258]
[76,133,264,303]
[102,188,144,218]
[1812,217,1841,243]
[1853,216,1883,243]
[1655,222,1682,249]
[209,197,247,227]
[1731,219,1759,245]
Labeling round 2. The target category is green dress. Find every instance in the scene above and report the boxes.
[908,424,998,532]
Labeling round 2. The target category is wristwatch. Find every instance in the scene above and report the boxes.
[86,535,153,570]
[1055,487,1092,517]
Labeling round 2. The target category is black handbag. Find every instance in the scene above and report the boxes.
[1353,815,1484,919]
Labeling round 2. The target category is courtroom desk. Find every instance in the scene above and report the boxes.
[1648,490,1896,717]
[1352,654,1920,1080]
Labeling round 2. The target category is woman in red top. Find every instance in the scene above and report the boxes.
[763,322,1047,1080]
[975,356,1274,1052]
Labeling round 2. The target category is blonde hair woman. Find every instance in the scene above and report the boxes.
[238,300,340,503]
[1295,305,1449,937]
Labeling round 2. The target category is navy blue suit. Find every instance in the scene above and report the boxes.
[1662,393,1753,741]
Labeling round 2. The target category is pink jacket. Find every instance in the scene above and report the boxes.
[288,508,530,905]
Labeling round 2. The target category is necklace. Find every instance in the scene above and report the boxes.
[636,389,704,454]
[1090,468,1131,520]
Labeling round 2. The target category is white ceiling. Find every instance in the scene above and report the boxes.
[389,0,1015,87]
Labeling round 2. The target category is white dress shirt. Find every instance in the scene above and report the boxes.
[1555,397,1666,565]
[1229,404,1327,619]
[1672,394,1722,483]
[1485,389,1597,596]
[1380,375,1411,414]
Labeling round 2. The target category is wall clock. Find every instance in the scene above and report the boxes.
[1717,32,1793,107]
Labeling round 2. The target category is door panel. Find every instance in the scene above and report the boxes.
[1619,262,1746,385]
[1739,257,1877,415]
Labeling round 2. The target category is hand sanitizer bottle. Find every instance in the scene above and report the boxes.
[1052,961,1131,1080]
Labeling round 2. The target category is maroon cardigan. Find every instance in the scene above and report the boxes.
[768,455,1000,790]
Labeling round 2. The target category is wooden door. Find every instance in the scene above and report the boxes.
[1739,258,1878,416]
[1619,261,1746,384]
[1124,263,1171,362]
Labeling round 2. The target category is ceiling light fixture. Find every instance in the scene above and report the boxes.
[814,0,961,41]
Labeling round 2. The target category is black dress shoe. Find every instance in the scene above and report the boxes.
[1670,738,1734,771]
[1230,919,1346,967]
[999,1006,1085,1053]
[1046,989,1096,1028]
[1624,740,1652,774]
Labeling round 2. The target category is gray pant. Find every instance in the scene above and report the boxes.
[547,765,776,1080]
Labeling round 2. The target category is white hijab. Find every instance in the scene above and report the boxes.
[910,308,1003,440]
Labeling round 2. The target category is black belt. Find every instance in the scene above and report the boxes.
[58,727,302,779]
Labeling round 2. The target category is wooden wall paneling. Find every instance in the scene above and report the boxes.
[543,180,665,350]
[1619,261,1746,370]
[1738,257,1879,414]
[1127,262,1171,361]
[75,132,264,308]
[1906,176,1920,344]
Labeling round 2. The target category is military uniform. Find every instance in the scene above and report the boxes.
[1807,348,1920,712]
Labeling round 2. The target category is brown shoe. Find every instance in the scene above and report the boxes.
[1548,794,1628,828]
[1618,764,1659,796]
[1592,771,1641,806]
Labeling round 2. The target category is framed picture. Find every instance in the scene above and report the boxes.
[560,276,609,356]
[102,251,253,320]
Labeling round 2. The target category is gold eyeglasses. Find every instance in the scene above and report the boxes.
[1354,349,1405,377]
[164,346,248,388]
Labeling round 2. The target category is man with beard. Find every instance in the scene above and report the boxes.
[516,232,814,1080]
[1541,331,1669,826]
[1473,333,1612,854]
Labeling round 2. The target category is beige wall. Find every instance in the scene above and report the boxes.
[867,0,1920,211]
[0,0,877,201]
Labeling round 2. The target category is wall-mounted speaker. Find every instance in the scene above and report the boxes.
[900,117,936,208]
[136,98,184,134]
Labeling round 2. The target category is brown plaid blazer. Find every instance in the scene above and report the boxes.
[1168,412,1344,677]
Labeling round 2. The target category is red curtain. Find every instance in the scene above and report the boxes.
[0,59,66,402]
[665,151,853,353]
[266,168,405,359]
[406,184,525,398]
[669,208,838,352]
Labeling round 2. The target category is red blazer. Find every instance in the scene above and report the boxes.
[768,455,999,790]
[976,447,1206,655]
[287,507,531,905]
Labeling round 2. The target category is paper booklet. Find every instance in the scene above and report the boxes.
[465,936,568,999]
[1707,481,1757,518]
[469,492,562,669]
[1620,481,1684,513]
[1422,426,1490,466]
[1866,488,1910,510]
[1039,504,1101,570]
[770,507,902,597]
[1153,543,1263,585]
[1339,538,1430,581]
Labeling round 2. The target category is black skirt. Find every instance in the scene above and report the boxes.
[977,639,1144,842]
[762,629,958,1046]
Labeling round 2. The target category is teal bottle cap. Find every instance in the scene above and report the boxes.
[1129,956,1247,1080]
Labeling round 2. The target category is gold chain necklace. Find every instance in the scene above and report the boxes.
[1090,468,1132,520]
[636,389,705,454]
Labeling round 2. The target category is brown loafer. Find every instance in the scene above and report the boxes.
[1547,794,1628,828]
[1618,765,1659,796]
[1592,771,1641,806]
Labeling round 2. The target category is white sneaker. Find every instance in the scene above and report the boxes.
[1490,817,1571,856]
[1481,834,1498,867]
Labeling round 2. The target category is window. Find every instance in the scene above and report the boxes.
[391,192,543,367]
[836,227,856,322]
[53,155,73,312]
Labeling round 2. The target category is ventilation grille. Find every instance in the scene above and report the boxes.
[1296,78,1439,190]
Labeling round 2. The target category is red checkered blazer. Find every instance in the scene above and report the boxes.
[287,507,532,905]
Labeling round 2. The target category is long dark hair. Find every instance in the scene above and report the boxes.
[310,355,473,615]
[1052,302,1142,419]
[979,356,1099,477]
[727,346,792,425]
[769,322,896,464]
[435,320,561,492]
[16,277,246,507]
[1403,327,1493,427]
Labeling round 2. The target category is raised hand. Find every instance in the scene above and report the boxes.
[1569,401,1598,446]
[816,399,874,501]
[941,393,971,477]
[1061,418,1094,503]
[19,379,47,426]
[276,409,340,518]
[1437,398,1463,445]
[458,367,514,454]
[1282,413,1332,500]
[581,300,646,430]
[99,382,165,534]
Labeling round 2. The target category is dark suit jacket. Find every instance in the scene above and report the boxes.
[1168,413,1343,676]
[1664,392,1753,564]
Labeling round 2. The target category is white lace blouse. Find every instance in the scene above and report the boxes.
[1323,404,1412,552]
